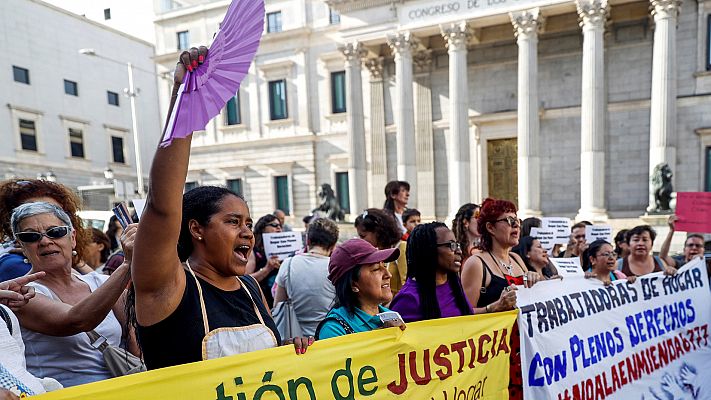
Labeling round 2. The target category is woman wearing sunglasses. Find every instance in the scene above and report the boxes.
[460,198,542,400]
[389,223,472,322]
[9,202,135,387]
[582,239,635,285]
[246,214,283,308]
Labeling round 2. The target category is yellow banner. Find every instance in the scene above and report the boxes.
[35,311,517,400]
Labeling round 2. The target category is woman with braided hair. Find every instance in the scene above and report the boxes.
[389,222,472,322]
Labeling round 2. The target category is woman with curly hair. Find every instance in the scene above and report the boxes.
[451,203,481,264]
[389,222,472,322]
[0,179,90,276]
[355,209,405,295]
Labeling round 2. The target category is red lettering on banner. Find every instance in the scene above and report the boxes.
[558,324,709,400]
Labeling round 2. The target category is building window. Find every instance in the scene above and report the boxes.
[267,12,282,33]
[706,146,711,191]
[104,8,111,20]
[185,181,198,192]
[707,15,711,71]
[13,66,30,84]
[177,30,190,50]
[19,119,37,151]
[107,91,120,106]
[335,172,350,214]
[225,93,241,125]
[274,175,290,215]
[64,79,78,96]
[69,128,85,158]
[329,8,341,24]
[111,136,125,164]
[268,80,288,120]
[227,178,243,197]
[331,71,346,114]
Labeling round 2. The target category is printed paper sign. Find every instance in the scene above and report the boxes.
[131,198,146,220]
[517,259,711,400]
[542,217,572,245]
[549,257,584,278]
[585,224,612,244]
[676,192,711,233]
[263,231,303,260]
[34,312,517,400]
[530,228,557,250]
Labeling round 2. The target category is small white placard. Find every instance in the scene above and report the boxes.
[550,257,584,278]
[263,231,303,260]
[131,198,146,220]
[585,225,613,244]
[529,227,557,250]
[541,217,571,245]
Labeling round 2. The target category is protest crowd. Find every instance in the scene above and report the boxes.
[0,48,709,400]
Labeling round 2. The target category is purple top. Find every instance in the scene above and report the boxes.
[389,278,472,322]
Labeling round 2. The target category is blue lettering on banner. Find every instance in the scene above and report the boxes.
[626,299,696,347]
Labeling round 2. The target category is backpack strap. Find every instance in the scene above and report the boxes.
[0,306,13,336]
[315,313,355,339]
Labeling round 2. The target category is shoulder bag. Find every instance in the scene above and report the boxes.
[86,330,146,377]
[271,257,303,339]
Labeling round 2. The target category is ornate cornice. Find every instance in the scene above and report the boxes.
[387,31,419,56]
[441,21,471,50]
[510,8,545,39]
[650,0,683,19]
[576,0,609,28]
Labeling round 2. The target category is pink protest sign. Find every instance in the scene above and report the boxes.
[675,192,711,233]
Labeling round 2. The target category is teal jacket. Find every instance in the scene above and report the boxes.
[316,305,389,340]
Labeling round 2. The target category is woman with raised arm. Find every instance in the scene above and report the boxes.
[131,48,311,370]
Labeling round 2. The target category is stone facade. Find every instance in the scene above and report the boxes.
[152,0,711,223]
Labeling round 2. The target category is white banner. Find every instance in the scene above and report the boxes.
[542,217,572,245]
[550,257,584,278]
[262,231,303,260]
[517,258,711,400]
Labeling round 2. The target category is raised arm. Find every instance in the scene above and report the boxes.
[15,263,131,336]
[132,47,207,326]
[659,215,678,268]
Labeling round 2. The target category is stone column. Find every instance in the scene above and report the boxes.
[339,42,368,215]
[576,0,609,222]
[365,57,387,209]
[511,9,543,218]
[647,0,682,212]
[413,49,436,219]
[387,32,418,207]
[441,22,471,219]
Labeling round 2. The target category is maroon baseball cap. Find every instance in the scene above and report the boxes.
[328,238,400,284]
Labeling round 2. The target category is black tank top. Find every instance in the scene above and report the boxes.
[476,253,525,308]
[136,268,281,370]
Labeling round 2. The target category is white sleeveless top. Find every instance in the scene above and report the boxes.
[22,272,122,387]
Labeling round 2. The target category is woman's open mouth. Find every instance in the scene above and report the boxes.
[233,245,250,263]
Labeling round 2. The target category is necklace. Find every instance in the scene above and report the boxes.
[488,251,514,276]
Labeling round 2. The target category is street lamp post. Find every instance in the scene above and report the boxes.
[79,48,145,197]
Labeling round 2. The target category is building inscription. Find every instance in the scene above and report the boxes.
[399,0,563,26]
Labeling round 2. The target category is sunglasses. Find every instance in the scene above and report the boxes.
[436,240,461,252]
[494,216,520,228]
[15,226,71,243]
[266,222,281,228]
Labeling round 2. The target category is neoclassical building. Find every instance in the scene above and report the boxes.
[153,0,711,223]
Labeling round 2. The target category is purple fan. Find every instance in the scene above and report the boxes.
[161,0,265,147]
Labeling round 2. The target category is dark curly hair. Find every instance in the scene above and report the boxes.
[406,222,472,320]
[451,203,479,255]
[0,179,89,264]
[178,186,244,261]
[89,228,111,264]
[476,198,517,252]
[354,208,401,249]
[253,214,280,255]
